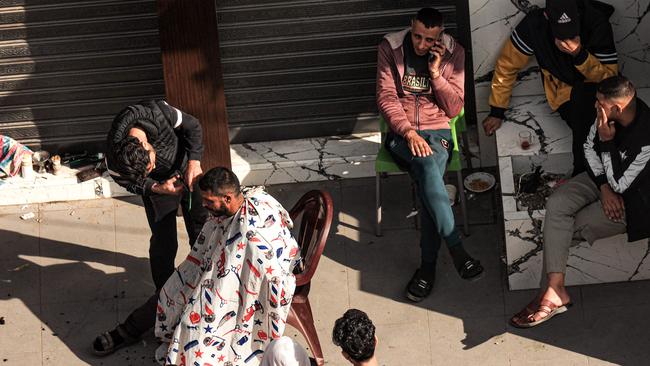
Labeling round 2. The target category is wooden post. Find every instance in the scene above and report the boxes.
[156,0,231,169]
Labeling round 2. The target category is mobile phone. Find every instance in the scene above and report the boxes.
[428,32,445,62]
[428,44,441,63]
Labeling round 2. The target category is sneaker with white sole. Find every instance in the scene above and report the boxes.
[405,269,434,302]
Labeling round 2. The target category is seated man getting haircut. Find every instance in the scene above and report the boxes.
[155,167,300,365]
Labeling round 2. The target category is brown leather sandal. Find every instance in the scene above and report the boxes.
[510,299,539,325]
[511,299,573,328]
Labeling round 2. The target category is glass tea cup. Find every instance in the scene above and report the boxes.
[519,131,532,150]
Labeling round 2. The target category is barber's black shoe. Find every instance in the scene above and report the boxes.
[405,269,434,302]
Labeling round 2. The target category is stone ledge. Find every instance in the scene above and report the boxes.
[506,217,650,290]
[0,169,131,206]
[0,133,383,206]
[231,133,380,186]
[495,94,573,158]
[0,129,480,206]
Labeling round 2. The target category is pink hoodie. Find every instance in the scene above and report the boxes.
[376,28,465,137]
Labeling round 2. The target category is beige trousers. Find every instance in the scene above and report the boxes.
[542,172,627,274]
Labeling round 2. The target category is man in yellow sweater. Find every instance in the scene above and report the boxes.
[482,0,618,175]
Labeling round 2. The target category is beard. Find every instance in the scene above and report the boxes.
[206,207,228,217]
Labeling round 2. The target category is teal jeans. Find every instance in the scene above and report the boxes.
[385,129,462,262]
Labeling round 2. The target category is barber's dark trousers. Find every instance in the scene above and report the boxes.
[557,82,598,176]
[121,187,207,338]
[386,129,462,264]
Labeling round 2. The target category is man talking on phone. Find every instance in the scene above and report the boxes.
[376,7,484,302]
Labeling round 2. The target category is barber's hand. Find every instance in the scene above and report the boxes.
[428,40,446,77]
[596,104,615,142]
[404,130,433,157]
[555,36,582,56]
[152,176,183,195]
[482,116,503,136]
[184,160,203,192]
[600,184,625,222]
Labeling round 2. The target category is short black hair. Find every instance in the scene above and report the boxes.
[598,75,636,100]
[112,135,150,184]
[415,7,444,29]
[198,167,241,195]
[332,309,376,362]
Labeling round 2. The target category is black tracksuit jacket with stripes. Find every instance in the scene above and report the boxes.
[584,98,650,242]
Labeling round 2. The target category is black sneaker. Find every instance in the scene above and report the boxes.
[457,258,484,281]
[449,246,484,282]
[405,269,434,302]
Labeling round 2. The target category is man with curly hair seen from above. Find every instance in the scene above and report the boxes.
[332,309,378,366]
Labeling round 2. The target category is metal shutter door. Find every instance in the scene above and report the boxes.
[216,0,470,143]
[0,0,164,152]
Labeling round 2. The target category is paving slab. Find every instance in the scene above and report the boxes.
[0,258,41,306]
[0,298,42,358]
[375,322,432,365]
[2,352,43,366]
[0,212,39,258]
[428,312,508,365]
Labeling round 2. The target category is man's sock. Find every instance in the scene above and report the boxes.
[420,259,436,282]
[448,245,473,272]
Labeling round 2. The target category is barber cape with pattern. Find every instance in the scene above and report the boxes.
[155,187,299,366]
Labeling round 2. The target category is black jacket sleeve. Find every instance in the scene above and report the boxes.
[119,176,156,196]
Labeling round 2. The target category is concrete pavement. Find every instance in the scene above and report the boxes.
[1,174,649,365]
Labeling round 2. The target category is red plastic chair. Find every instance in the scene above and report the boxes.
[287,190,334,366]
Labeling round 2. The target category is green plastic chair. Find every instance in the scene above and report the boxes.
[374,108,469,236]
